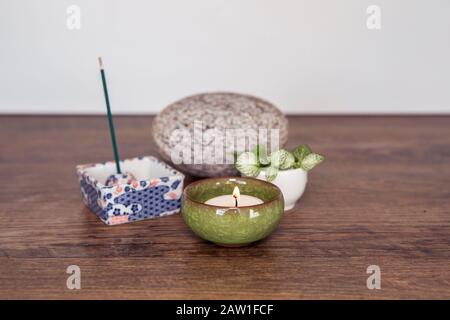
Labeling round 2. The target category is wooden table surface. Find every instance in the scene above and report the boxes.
[0,115,449,299]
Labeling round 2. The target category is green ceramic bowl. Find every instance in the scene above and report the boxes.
[182,177,284,247]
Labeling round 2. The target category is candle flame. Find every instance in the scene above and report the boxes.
[232,186,240,207]
[232,186,240,199]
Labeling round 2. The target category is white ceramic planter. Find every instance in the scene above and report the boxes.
[256,168,307,211]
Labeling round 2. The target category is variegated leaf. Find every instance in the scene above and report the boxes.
[253,144,270,166]
[292,144,311,162]
[301,153,324,171]
[264,166,279,182]
[235,152,260,177]
[270,149,295,170]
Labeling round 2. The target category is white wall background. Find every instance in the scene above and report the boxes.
[1,0,449,114]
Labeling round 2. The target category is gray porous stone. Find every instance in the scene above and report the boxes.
[152,92,288,177]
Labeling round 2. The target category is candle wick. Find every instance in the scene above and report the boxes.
[234,196,238,207]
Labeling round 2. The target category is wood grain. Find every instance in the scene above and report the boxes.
[0,115,449,299]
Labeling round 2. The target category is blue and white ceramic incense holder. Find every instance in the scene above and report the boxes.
[76,156,184,225]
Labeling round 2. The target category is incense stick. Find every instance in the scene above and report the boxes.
[98,57,122,174]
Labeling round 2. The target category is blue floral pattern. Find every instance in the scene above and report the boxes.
[76,156,184,225]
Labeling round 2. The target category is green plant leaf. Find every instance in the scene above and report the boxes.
[235,152,260,177]
[281,152,295,170]
[264,166,279,182]
[301,153,324,171]
[292,144,312,162]
[292,161,302,169]
[253,144,270,166]
[270,149,295,170]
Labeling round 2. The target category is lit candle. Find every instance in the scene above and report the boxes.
[204,186,263,207]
